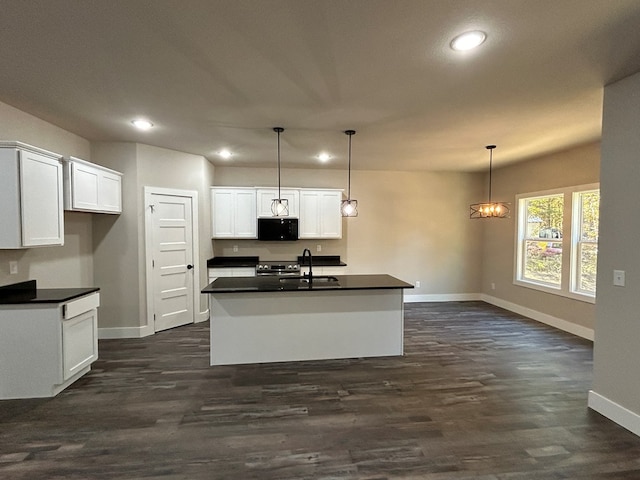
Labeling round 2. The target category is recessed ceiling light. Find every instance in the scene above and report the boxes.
[218,149,233,159]
[450,30,486,51]
[317,152,331,162]
[131,118,154,130]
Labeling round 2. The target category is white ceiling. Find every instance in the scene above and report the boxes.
[1,0,640,172]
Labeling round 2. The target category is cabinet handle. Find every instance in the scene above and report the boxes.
[187,264,194,270]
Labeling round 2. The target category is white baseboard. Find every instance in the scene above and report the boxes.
[404,293,482,303]
[99,311,209,339]
[588,390,640,437]
[197,309,210,323]
[98,324,154,339]
[480,294,594,341]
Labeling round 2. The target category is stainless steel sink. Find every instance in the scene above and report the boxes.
[279,275,340,288]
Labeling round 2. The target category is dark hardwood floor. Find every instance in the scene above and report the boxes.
[2,301,640,479]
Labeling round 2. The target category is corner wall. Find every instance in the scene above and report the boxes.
[91,142,215,335]
[590,70,640,436]
[480,143,600,336]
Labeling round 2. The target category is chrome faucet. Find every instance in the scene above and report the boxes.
[302,248,313,279]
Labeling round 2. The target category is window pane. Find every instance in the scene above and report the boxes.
[521,194,563,287]
[579,243,598,293]
[525,195,563,239]
[580,191,599,242]
[524,239,562,286]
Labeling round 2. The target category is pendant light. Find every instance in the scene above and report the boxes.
[470,145,511,219]
[341,129,358,217]
[271,127,289,216]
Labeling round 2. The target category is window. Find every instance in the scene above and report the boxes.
[520,193,564,288]
[572,190,599,295]
[515,184,599,302]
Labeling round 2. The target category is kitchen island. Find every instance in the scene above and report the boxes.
[202,274,413,365]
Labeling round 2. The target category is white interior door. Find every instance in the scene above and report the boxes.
[149,193,195,332]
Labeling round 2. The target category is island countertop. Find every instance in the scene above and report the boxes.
[201,274,413,294]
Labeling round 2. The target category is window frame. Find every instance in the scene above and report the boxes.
[571,188,599,297]
[514,183,599,304]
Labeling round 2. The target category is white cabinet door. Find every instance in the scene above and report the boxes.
[208,267,255,283]
[64,157,123,214]
[319,191,342,238]
[20,149,64,247]
[62,308,98,381]
[299,190,321,237]
[299,189,342,239]
[211,189,235,237]
[256,188,299,217]
[211,188,257,238]
[235,190,258,237]
[99,170,122,213]
[71,161,100,210]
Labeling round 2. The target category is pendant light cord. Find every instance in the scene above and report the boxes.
[488,148,492,203]
[486,145,496,203]
[345,130,356,200]
[274,127,284,199]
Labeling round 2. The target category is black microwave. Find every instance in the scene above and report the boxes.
[257,218,299,241]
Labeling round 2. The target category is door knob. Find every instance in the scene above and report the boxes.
[187,264,194,270]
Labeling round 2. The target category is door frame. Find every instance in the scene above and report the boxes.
[144,186,200,334]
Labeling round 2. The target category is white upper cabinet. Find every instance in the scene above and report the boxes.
[0,141,64,248]
[211,187,257,238]
[299,189,343,239]
[256,188,300,218]
[63,156,123,214]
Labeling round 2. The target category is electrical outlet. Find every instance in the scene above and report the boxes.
[9,261,18,274]
[415,281,421,288]
[316,244,322,252]
[491,282,496,290]
[613,270,625,287]
[233,245,238,253]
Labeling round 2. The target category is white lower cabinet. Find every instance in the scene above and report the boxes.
[208,267,255,284]
[0,292,99,399]
[315,266,346,276]
[62,306,99,381]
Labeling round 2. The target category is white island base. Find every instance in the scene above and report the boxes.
[209,289,404,365]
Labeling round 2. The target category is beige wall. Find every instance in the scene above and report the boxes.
[91,143,140,330]
[592,71,640,415]
[480,143,601,331]
[136,144,214,320]
[0,100,93,288]
[214,166,484,294]
[92,143,215,330]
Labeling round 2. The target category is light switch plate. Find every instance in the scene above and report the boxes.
[613,269,625,287]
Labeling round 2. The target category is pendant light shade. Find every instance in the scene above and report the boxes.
[271,127,289,216]
[341,129,358,217]
[470,145,511,219]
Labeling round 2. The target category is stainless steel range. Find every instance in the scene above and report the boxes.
[256,260,301,276]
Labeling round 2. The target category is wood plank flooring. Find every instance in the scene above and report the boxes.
[2,301,640,479]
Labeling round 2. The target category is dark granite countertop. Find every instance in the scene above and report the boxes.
[207,255,346,267]
[0,280,100,304]
[207,256,259,268]
[201,274,413,294]
[297,255,346,267]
